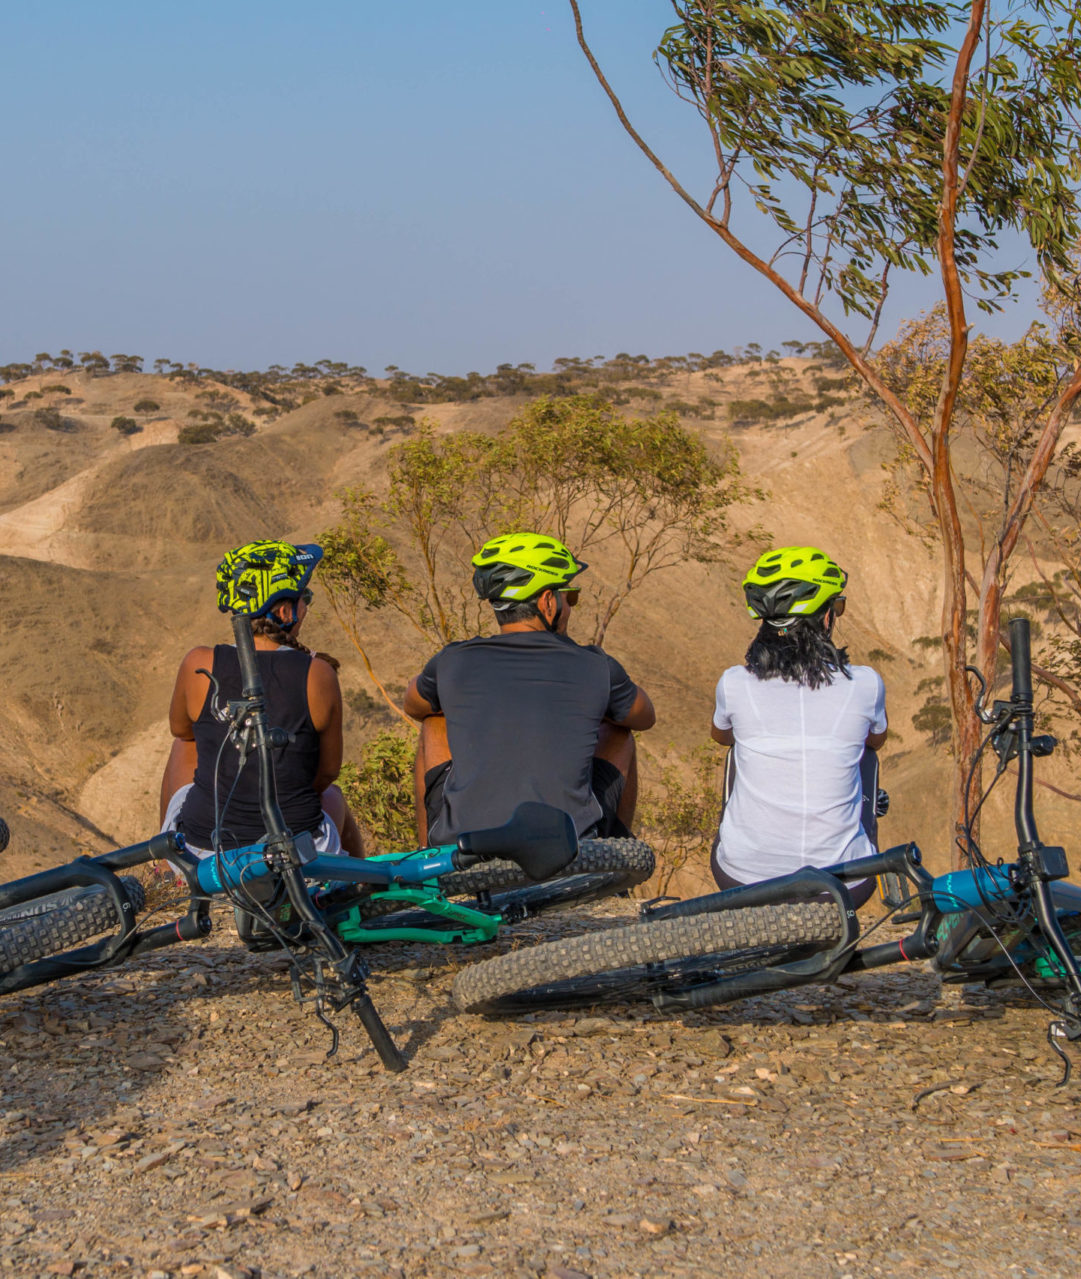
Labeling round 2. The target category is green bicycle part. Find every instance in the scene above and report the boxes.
[334,884,503,946]
[1033,949,1071,981]
[361,845,459,864]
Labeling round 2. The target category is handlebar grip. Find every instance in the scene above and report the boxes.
[231,613,264,699]
[1010,617,1033,704]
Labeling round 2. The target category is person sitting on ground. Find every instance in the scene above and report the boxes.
[404,532,655,845]
[710,545,887,907]
[160,538,364,859]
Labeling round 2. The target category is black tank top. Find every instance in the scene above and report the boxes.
[178,644,323,848]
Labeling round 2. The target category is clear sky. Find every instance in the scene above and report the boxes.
[1,1,1039,376]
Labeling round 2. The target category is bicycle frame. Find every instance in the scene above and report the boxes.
[643,619,1081,1039]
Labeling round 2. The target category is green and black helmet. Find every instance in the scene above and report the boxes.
[216,539,323,618]
[471,532,586,610]
[743,546,847,626]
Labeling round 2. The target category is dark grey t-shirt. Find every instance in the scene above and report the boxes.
[416,630,639,841]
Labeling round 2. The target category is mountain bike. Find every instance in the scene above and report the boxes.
[452,619,1081,1080]
[0,614,652,1071]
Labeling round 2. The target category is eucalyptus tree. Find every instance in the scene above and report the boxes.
[569,0,1081,858]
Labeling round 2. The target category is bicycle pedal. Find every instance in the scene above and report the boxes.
[876,871,908,911]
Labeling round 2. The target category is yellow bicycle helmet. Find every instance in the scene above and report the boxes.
[743,546,847,625]
[471,532,586,610]
[216,539,323,617]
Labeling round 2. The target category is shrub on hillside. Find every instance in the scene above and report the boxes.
[133,398,160,412]
[372,414,416,431]
[33,406,74,431]
[41,384,72,395]
[639,746,725,894]
[177,422,220,444]
[338,730,416,852]
[178,410,256,444]
[111,415,141,436]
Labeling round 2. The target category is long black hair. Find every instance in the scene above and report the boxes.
[744,612,850,689]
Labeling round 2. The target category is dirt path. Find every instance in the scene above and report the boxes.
[0,423,175,569]
[1,900,1078,1278]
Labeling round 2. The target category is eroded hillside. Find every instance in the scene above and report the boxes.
[0,358,1077,882]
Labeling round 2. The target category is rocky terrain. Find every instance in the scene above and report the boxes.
[1,900,1079,1278]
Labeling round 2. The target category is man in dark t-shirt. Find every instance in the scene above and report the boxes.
[403,532,655,844]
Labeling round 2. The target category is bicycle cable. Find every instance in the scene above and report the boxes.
[926,883,1078,1085]
[958,717,1031,930]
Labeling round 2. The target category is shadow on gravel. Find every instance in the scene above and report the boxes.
[0,965,211,1173]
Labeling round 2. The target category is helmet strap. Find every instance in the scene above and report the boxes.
[270,601,299,633]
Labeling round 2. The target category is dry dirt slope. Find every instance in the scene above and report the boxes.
[0,365,1077,880]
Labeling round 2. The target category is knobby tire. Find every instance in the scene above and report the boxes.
[451,900,842,1014]
[0,877,147,973]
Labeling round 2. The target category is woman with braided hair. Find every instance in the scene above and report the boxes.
[710,546,887,906]
[159,539,364,859]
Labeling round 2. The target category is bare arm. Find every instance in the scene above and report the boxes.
[307,656,344,794]
[865,729,887,751]
[403,674,439,721]
[160,648,212,821]
[160,738,198,823]
[711,723,735,747]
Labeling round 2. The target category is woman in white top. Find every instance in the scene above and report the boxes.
[710,546,887,907]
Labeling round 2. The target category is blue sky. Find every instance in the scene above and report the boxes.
[1,1,1040,375]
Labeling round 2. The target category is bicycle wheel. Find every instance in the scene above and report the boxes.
[452,900,841,1014]
[0,877,147,972]
[339,837,655,929]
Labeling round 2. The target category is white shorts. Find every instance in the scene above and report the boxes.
[161,783,342,874]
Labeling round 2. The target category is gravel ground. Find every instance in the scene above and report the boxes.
[1,899,1079,1279]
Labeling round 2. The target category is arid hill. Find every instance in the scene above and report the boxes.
[0,359,1077,885]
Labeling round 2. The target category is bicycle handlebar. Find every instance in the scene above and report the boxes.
[1009,617,1033,705]
[231,611,264,700]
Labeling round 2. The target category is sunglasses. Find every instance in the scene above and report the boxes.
[300,587,314,605]
[559,588,580,607]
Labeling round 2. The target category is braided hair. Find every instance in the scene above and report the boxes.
[251,611,340,671]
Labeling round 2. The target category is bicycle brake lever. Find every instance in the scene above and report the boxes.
[196,667,231,724]
[965,665,997,724]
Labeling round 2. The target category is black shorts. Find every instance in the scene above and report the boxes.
[423,757,629,843]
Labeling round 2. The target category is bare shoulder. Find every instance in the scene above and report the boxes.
[308,654,342,692]
[177,646,215,678]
